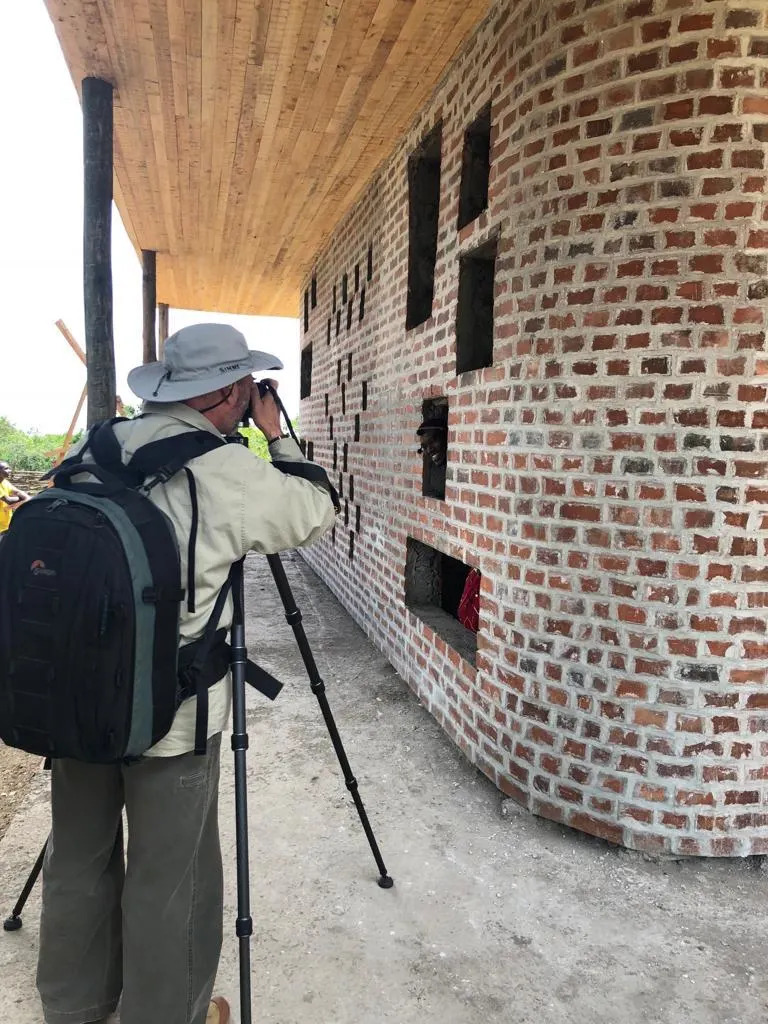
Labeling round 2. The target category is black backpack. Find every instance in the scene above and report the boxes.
[0,419,282,763]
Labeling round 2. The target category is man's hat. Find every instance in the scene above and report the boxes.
[128,323,283,403]
[416,417,447,435]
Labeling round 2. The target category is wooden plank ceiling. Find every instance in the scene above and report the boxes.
[44,0,491,316]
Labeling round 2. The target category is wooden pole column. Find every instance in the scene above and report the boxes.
[158,302,169,356]
[82,76,116,426]
[142,249,157,363]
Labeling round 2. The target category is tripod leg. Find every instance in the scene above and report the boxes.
[230,560,254,1024]
[266,553,393,889]
[3,838,48,932]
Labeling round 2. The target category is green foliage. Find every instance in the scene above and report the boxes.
[236,420,300,461]
[0,417,80,471]
[0,416,301,472]
[237,426,270,460]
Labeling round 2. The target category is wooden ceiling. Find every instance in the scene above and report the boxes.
[44,0,491,316]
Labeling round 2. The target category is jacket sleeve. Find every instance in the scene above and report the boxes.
[237,438,337,554]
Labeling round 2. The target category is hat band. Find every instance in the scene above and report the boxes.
[151,361,251,397]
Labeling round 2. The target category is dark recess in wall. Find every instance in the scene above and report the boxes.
[456,239,497,375]
[457,102,491,230]
[405,123,442,330]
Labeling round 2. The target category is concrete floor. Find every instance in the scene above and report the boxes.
[1,551,767,1024]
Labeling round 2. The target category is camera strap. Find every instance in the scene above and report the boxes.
[271,458,341,513]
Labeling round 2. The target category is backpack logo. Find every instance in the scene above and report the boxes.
[30,560,56,577]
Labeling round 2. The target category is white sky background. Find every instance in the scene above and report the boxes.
[0,3,300,435]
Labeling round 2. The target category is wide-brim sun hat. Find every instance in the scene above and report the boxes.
[128,323,284,402]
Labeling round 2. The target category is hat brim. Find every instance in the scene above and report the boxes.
[128,349,284,402]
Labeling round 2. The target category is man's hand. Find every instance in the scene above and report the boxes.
[249,378,283,440]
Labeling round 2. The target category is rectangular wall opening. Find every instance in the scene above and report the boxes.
[405,538,479,665]
[457,102,492,230]
[405,123,442,330]
[311,275,317,309]
[303,290,309,333]
[300,343,312,399]
[420,397,448,500]
[456,239,497,375]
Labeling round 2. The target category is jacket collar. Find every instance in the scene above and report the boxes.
[140,402,226,438]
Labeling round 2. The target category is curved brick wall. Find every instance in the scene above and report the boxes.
[300,0,768,856]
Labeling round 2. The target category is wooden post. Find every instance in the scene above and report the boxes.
[158,302,169,356]
[82,76,115,426]
[142,249,157,363]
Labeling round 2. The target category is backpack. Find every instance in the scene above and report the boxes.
[0,419,282,763]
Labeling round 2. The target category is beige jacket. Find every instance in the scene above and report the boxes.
[72,402,336,756]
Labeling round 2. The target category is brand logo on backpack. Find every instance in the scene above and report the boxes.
[30,560,56,578]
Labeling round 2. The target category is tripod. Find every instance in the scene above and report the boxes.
[4,553,393,1024]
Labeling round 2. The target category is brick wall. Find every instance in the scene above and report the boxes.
[299,0,768,856]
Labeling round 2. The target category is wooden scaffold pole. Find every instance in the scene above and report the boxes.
[82,76,116,426]
[142,249,157,363]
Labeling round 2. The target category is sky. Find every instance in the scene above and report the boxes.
[0,3,300,435]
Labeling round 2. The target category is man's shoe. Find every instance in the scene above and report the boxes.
[206,996,230,1024]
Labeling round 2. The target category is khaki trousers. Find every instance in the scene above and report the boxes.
[36,735,223,1024]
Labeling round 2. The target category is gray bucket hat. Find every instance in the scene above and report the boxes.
[128,323,283,402]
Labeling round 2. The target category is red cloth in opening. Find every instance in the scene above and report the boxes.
[457,568,480,632]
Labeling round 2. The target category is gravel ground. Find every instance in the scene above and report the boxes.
[0,746,39,842]
[1,552,767,1024]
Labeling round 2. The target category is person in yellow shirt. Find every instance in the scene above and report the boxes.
[0,461,30,534]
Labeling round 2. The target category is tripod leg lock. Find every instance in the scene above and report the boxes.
[231,734,249,751]
[344,776,358,793]
[284,609,302,626]
[236,916,253,938]
[310,679,326,696]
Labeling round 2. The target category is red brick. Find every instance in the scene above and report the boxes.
[300,0,768,859]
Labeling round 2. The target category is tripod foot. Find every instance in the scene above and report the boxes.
[377,875,394,889]
[3,915,22,932]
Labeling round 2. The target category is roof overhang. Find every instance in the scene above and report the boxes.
[44,0,492,316]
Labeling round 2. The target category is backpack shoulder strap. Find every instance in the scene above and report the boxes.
[127,431,226,490]
[89,420,143,486]
[44,418,127,482]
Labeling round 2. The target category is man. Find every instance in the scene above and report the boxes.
[36,324,336,1024]
[416,416,447,467]
[0,460,29,535]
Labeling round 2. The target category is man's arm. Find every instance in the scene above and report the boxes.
[9,484,30,503]
[239,445,337,553]
[238,379,336,553]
